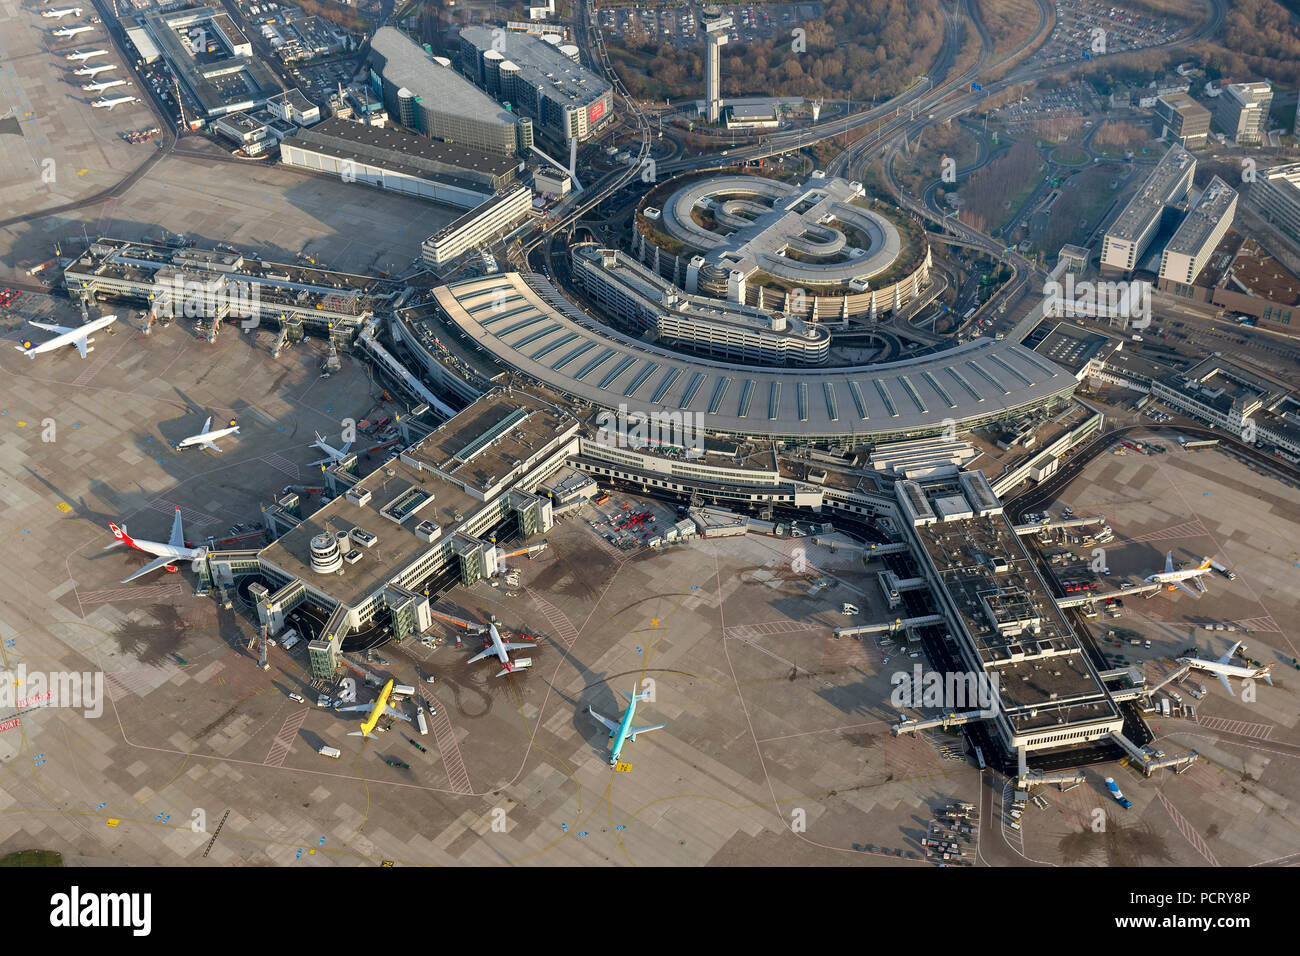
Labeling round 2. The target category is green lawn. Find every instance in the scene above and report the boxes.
[1,849,63,867]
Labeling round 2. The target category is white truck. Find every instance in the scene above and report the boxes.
[278,628,300,651]
[416,707,429,736]
[1209,559,1236,580]
[318,746,341,759]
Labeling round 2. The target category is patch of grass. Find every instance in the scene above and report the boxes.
[1,849,63,867]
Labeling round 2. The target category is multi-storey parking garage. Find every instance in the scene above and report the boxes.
[636,173,931,319]
[429,272,1078,446]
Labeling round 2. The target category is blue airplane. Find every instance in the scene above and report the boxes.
[588,686,666,765]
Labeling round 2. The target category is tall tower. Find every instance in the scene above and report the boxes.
[702,6,732,124]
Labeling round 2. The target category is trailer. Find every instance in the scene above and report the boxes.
[416,708,429,735]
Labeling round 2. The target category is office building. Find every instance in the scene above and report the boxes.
[1157,176,1237,293]
[421,185,534,266]
[1100,144,1195,276]
[1153,92,1210,148]
[1215,81,1272,146]
[459,26,613,145]
[1249,162,1300,248]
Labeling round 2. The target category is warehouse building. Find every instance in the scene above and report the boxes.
[459,26,613,145]
[368,26,532,157]
[281,116,521,208]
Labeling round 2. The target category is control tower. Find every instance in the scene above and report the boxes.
[702,6,732,124]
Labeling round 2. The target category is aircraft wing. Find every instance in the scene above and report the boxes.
[308,456,334,468]
[383,706,412,722]
[72,333,90,358]
[1216,672,1235,697]
[466,646,497,663]
[1218,642,1242,666]
[628,723,666,739]
[1164,551,1175,574]
[500,642,535,652]
[334,702,373,713]
[120,555,174,584]
[588,707,620,735]
[201,440,222,453]
[29,320,77,334]
[168,508,185,548]
[1171,580,1200,598]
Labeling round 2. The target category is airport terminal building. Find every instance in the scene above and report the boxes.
[425,271,1078,446]
[898,475,1126,756]
[228,389,580,674]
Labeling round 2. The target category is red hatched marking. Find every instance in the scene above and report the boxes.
[423,693,471,794]
[820,633,877,669]
[1122,519,1208,544]
[1195,715,1274,740]
[724,620,826,641]
[1155,788,1219,866]
[263,708,309,766]
[261,452,300,479]
[78,583,185,605]
[525,587,579,648]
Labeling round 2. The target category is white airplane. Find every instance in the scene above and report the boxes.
[52,24,94,37]
[172,416,240,452]
[466,622,535,677]
[91,95,137,110]
[65,49,108,61]
[42,7,84,19]
[1144,552,1215,598]
[81,78,126,93]
[105,508,207,584]
[308,431,352,467]
[1177,641,1275,697]
[15,314,116,359]
[73,63,116,77]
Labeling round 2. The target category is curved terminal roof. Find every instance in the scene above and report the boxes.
[432,273,1077,441]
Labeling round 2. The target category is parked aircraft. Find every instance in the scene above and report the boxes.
[588,685,665,765]
[15,314,115,359]
[105,507,206,583]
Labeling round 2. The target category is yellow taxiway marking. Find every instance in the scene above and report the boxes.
[56,502,72,513]
[614,762,632,773]
[106,819,119,828]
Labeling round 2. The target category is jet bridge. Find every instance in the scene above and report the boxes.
[835,614,945,638]
[1013,516,1107,534]
[892,710,988,736]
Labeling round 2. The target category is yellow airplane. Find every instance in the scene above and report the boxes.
[335,679,411,737]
